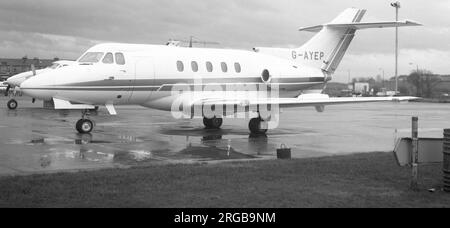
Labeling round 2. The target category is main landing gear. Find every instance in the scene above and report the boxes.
[202,116,268,135]
[248,117,268,135]
[203,117,223,129]
[76,110,95,134]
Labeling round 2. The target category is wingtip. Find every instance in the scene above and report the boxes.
[404,20,423,26]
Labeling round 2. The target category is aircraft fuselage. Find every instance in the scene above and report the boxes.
[21,43,327,111]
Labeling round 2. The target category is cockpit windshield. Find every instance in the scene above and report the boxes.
[78,52,104,63]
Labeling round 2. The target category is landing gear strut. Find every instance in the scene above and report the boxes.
[5,86,18,110]
[76,110,94,134]
[249,117,268,135]
[203,117,223,129]
[7,99,18,110]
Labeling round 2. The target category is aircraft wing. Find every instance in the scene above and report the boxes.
[53,98,96,110]
[186,94,419,110]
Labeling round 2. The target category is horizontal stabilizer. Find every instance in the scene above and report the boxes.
[299,20,422,32]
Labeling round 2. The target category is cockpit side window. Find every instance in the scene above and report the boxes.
[79,52,104,63]
[102,53,114,64]
[115,53,125,65]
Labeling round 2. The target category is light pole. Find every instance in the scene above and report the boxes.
[391,1,401,95]
[348,69,351,85]
[409,62,421,96]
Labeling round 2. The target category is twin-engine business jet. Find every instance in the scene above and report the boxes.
[20,8,421,134]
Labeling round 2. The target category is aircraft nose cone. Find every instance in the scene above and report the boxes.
[5,77,14,86]
[6,74,30,87]
[19,77,40,91]
[20,76,56,101]
[19,77,36,90]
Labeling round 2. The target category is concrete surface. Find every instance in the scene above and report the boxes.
[0,96,449,175]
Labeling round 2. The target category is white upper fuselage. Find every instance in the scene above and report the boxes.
[20,43,326,111]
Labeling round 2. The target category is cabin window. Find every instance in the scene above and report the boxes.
[261,69,271,82]
[78,52,104,63]
[115,53,126,65]
[102,53,114,64]
[191,61,198,72]
[234,63,241,73]
[206,62,213,72]
[177,61,184,72]
[221,62,228,73]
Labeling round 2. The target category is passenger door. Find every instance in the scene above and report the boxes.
[97,52,134,104]
[111,53,134,103]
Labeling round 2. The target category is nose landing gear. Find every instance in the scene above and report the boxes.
[76,110,95,134]
[7,99,18,110]
[5,86,19,110]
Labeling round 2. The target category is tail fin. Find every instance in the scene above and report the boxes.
[294,8,421,74]
[294,8,366,74]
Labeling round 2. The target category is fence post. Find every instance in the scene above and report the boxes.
[411,117,419,190]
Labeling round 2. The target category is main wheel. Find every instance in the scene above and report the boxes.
[76,119,94,134]
[7,99,18,110]
[249,118,268,135]
[203,117,223,129]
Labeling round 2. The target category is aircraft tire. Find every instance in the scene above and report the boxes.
[76,119,94,134]
[7,99,18,110]
[203,117,223,129]
[249,118,268,135]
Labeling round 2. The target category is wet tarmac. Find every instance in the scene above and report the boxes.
[0,96,449,175]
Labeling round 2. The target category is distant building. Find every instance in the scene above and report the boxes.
[0,57,57,81]
[440,75,450,82]
[398,75,409,82]
[354,82,370,95]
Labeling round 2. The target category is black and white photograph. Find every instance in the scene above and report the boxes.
[0,0,449,214]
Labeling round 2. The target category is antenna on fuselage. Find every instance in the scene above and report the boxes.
[168,36,220,48]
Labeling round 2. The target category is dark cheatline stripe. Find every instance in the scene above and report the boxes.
[22,82,325,92]
[60,77,325,87]
[22,77,326,92]
[21,86,159,91]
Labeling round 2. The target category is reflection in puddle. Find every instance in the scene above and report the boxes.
[24,123,281,172]
[180,146,256,160]
[40,156,51,168]
[6,111,18,117]
[40,148,116,169]
[114,150,153,163]
[31,138,45,144]
[117,134,141,143]
[27,134,117,146]
[202,135,223,141]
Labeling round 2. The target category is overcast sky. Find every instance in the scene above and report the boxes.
[0,0,448,82]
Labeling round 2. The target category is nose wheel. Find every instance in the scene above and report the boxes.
[76,110,95,134]
[7,99,18,110]
[203,117,223,129]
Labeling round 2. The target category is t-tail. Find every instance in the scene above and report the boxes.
[292,8,421,75]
